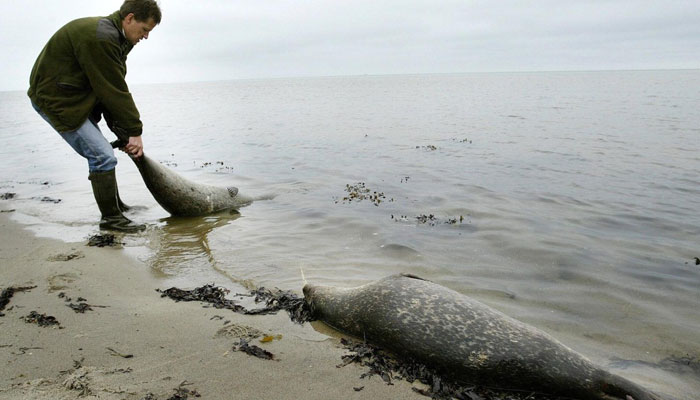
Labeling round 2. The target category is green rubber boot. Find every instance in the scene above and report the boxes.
[89,169,145,232]
[114,170,146,212]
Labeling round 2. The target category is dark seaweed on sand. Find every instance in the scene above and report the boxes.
[157,284,314,323]
[67,302,93,313]
[22,311,60,327]
[0,285,36,316]
[166,386,201,400]
[234,339,275,360]
[143,382,201,400]
[339,338,567,400]
[87,233,120,247]
[158,284,246,313]
[248,286,314,323]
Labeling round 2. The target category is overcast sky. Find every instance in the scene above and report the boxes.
[1,0,699,91]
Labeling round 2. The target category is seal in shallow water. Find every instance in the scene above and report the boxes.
[132,154,253,216]
[303,273,661,400]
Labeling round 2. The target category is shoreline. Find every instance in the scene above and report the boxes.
[0,211,421,399]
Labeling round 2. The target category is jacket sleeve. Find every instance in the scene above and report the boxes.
[77,38,143,137]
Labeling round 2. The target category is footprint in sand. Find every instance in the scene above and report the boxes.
[47,250,84,262]
[47,273,80,292]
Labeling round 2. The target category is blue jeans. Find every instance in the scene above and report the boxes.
[32,102,117,173]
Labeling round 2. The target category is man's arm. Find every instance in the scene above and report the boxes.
[77,37,143,137]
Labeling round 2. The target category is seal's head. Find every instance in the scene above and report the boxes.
[302,283,315,300]
[303,283,325,319]
[302,283,329,312]
[302,283,352,321]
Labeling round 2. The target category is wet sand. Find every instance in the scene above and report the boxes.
[0,210,422,399]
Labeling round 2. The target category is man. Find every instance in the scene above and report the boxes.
[28,0,161,232]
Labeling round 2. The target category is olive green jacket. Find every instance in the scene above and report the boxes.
[28,11,142,137]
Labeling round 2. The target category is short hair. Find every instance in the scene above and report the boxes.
[120,0,162,24]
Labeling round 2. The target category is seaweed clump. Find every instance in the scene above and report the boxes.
[87,233,121,247]
[233,339,275,360]
[391,214,465,226]
[157,284,314,324]
[142,382,201,400]
[158,285,246,313]
[0,285,36,316]
[247,287,314,323]
[335,182,393,206]
[22,311,61,327]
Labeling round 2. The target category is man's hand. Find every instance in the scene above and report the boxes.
[124,136,143,158]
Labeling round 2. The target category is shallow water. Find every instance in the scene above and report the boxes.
[2,70,699,399]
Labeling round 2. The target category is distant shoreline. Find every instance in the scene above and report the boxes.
[2,68,700,93]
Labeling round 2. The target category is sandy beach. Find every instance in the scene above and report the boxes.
[0,210,422,400]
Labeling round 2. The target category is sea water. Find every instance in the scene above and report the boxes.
[1,70,699,399]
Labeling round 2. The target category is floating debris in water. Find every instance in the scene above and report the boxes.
[32,196,61,203]
[416,145,438,151]
[444,216,465,225]
[695,257,700,266]
[0,192,16,200]
[391,214,465,226]
[335,182,393,206]
[22,311,61,327]
[0,285,36,316]
[87,233,121,247]
[195,160,235,173]
[416,214,439,225]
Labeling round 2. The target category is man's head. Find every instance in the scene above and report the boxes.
[119,0,161,45]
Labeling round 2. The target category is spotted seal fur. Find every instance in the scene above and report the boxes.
[303,273,661,400]
[132,154,253,216]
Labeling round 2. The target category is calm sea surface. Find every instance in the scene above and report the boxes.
[1,70,699,398]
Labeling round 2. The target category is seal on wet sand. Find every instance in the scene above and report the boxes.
[303,273,661,400]
[132,154,253,216]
